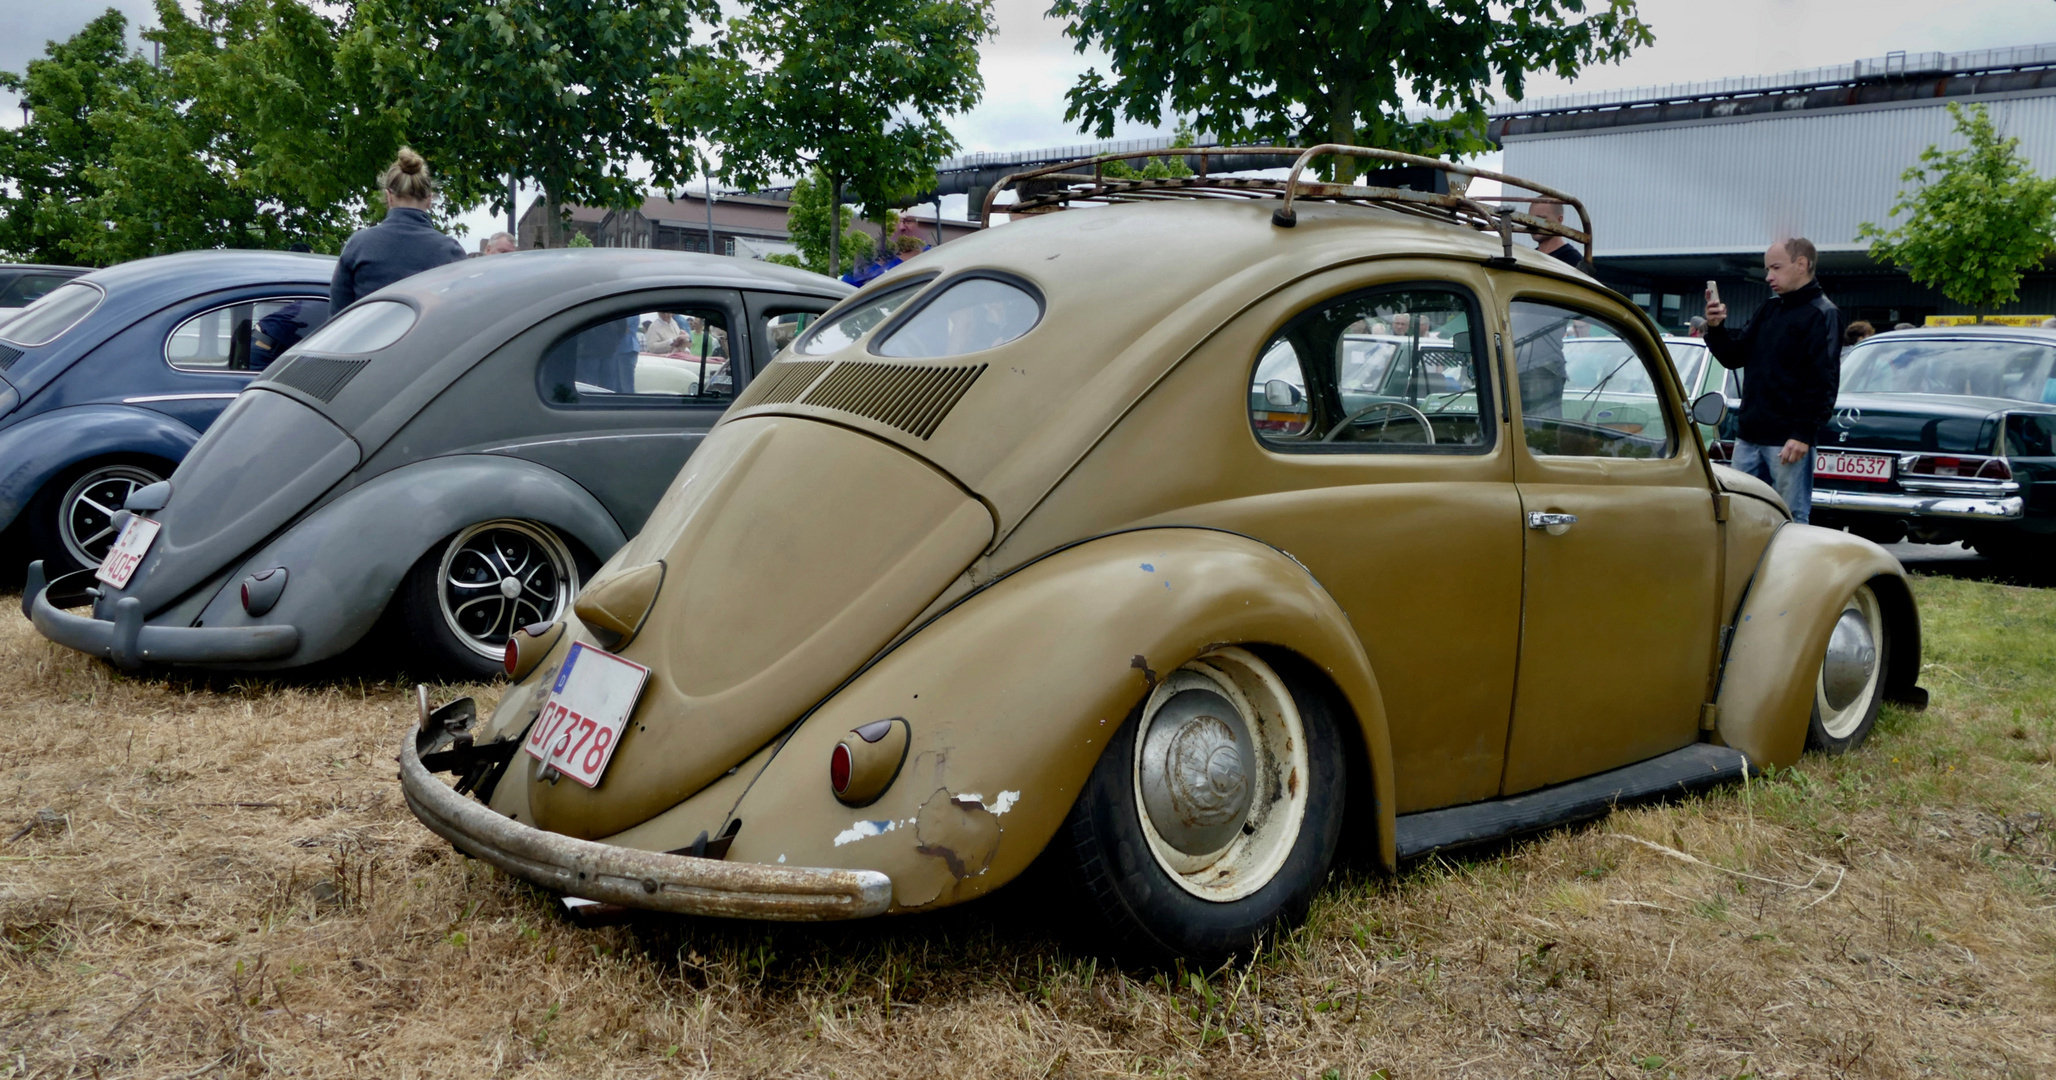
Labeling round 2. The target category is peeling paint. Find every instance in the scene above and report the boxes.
[777,854,786,863]
[832,819,896,846]
[991,790,1020,814]
[893,787,1003,909]
[1130,654,1159,687]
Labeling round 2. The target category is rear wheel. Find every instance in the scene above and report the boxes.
[1808,582,1888,754]
[27,459,169,574]
[399,519,583,680]
[1056,647,1346,966]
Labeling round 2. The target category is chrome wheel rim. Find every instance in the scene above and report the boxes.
[1815,584,1883,739]
[1132,648,1308,903]
[59,464,161,567]
[436,520,578,661]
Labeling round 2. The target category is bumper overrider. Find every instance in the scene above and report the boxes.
[397,707,891,921]
[23,562,299,669]
[1811,489,2024,521]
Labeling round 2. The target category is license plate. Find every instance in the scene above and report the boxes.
[1815,450,1893,482]
[96,516,160,589]
[523,642,649,788]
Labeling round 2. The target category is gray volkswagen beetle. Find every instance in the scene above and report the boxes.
[27,250,848,677]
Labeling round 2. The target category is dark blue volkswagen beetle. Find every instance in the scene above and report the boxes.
[0,250,333,573]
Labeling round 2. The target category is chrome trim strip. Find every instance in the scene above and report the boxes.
[121,393,242,404]
[1812,489,2025,520]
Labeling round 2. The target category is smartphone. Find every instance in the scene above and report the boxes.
[1705,280,1721,306]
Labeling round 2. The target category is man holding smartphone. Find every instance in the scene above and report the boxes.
[1704,237,1841,523]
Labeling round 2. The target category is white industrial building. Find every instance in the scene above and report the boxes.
[1490,45,2056,330]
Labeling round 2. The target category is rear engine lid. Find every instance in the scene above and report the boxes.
[523,415,994,840]
[100,387,360,616]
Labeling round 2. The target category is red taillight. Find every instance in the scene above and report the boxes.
[1976,457,2014,480]
[239,582,251,612]
[829,742,853,795]
[504,639,520,678]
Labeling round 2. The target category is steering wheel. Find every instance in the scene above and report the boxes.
[1321,400,1436,444]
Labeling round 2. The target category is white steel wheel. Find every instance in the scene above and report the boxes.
[1808,583,1886,753]
[434,519,579,662]
[1132,648,1311,902]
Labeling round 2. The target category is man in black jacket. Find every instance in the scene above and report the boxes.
[1705,238,1841,523]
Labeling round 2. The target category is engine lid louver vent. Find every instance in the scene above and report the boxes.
[735,359,832,408]
[798,361,985,440]
[0,344,22,371]
[269,355,370,403]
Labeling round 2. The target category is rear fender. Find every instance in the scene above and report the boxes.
[0,406,196,531]
[187,454,626,667]
[616,528,1395,912]
[1715,524,1921,768]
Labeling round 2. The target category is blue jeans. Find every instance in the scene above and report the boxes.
[1734,438,1814,523]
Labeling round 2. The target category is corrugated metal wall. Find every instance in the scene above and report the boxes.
[1504,96,2056,257]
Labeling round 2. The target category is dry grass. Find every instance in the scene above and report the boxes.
[2,574,2052,1079]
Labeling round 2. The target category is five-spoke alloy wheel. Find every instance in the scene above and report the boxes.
[400,520,582,678]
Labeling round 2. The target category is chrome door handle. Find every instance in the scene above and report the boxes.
[1527,511,1578,530]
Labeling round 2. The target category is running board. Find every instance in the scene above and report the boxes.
[1393,743,1749,860]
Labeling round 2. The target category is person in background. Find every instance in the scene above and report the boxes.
[249,301,320,370]
[1893,322,1916,331]
[483,232,517,255]
[1530,199,1583,268]
[1687,315,1707,338]
[330,147,465,310]
[2041,317,2056,329]
[1705,237,1840,524]
[1844,320,1876,347]
[643,311,690,354]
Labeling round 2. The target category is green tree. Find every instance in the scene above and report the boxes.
[345,0,717,246]
[1050,0,1652,172]
[0,9,162,264]
[1859,103,2056,319]
[657,0,994,276]
[765,169,878,275]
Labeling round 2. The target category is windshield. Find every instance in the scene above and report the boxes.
[1666,340,1708,393]
[1842,337,2056,403]
[0,281,103,347]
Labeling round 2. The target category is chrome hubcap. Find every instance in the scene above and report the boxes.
[1821,608,1877,711]
[437,520,577,660]
[1140,689,1256,856]
[61,465,161,567]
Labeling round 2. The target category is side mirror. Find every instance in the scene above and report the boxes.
[1689,391,1728,427]
[1263,379,1303,408]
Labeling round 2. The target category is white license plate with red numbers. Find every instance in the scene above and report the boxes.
[95,516,160,589]
[523,642,649,788]
[1815,450,1894,482]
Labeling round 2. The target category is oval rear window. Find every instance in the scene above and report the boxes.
[874,276,1041,358]
[1,282,103,347]
[292,300,416,355]
[796,281,926,355]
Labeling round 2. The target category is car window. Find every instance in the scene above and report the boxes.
[1250,285,1492,453]
[166,298,329,372]
[1665,340,1707,394]
[764,311,814,357]
[540,306,735,406]
[1,281,102,347]
[873,275,1041,358]
[1842,337,2056,403]
[0,272,77,308]
[1511,299,1673,459]
[294,299,415,355]
[796,281,924,354]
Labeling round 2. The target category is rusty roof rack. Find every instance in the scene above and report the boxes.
[979,143,1593,266]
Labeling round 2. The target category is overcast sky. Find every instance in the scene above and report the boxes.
[6,0,2056,239]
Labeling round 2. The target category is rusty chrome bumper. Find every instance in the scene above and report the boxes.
[25,562,299,670]
[397,732,892,920]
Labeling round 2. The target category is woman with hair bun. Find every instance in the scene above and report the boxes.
[330,147,467,310]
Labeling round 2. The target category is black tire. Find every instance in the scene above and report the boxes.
[25,457,171,574]
[1806,581,1889,754]
[398,519,586,680]
[1055,647,1347,966]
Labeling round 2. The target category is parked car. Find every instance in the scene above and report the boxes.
[0,264,89,313]
[0,251,333,574]
[398,148,1926,964]
[1805,326,2056,561]
[27,250,850,678]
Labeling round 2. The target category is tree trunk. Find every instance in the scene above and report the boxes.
[828,176,843,279]
[1327,76,1358,182]
[544,194,564,249]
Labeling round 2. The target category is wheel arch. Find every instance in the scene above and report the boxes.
[703,527,1399,914]
[189,454,628,668]
[0,406,198,532]
[1714,524,1922,769]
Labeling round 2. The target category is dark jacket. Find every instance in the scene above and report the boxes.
[1706,279,1841,446]
[330,207,465,310]
[1545,242,1582,268]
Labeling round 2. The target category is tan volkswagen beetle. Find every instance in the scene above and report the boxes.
[401,147,1925,964]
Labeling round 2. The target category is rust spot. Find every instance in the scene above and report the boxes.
[1288,767,1299,797]
[894,788,1001,909]
[1130,654,1159,687]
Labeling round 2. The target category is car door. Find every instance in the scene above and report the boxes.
[1493,277,1722,794]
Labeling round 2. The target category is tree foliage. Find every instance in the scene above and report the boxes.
[766,169,879,276]
[344,0,717,245]
[657,0,993,275]
[1050,0,1651,169]
[1859,103,2056,317]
